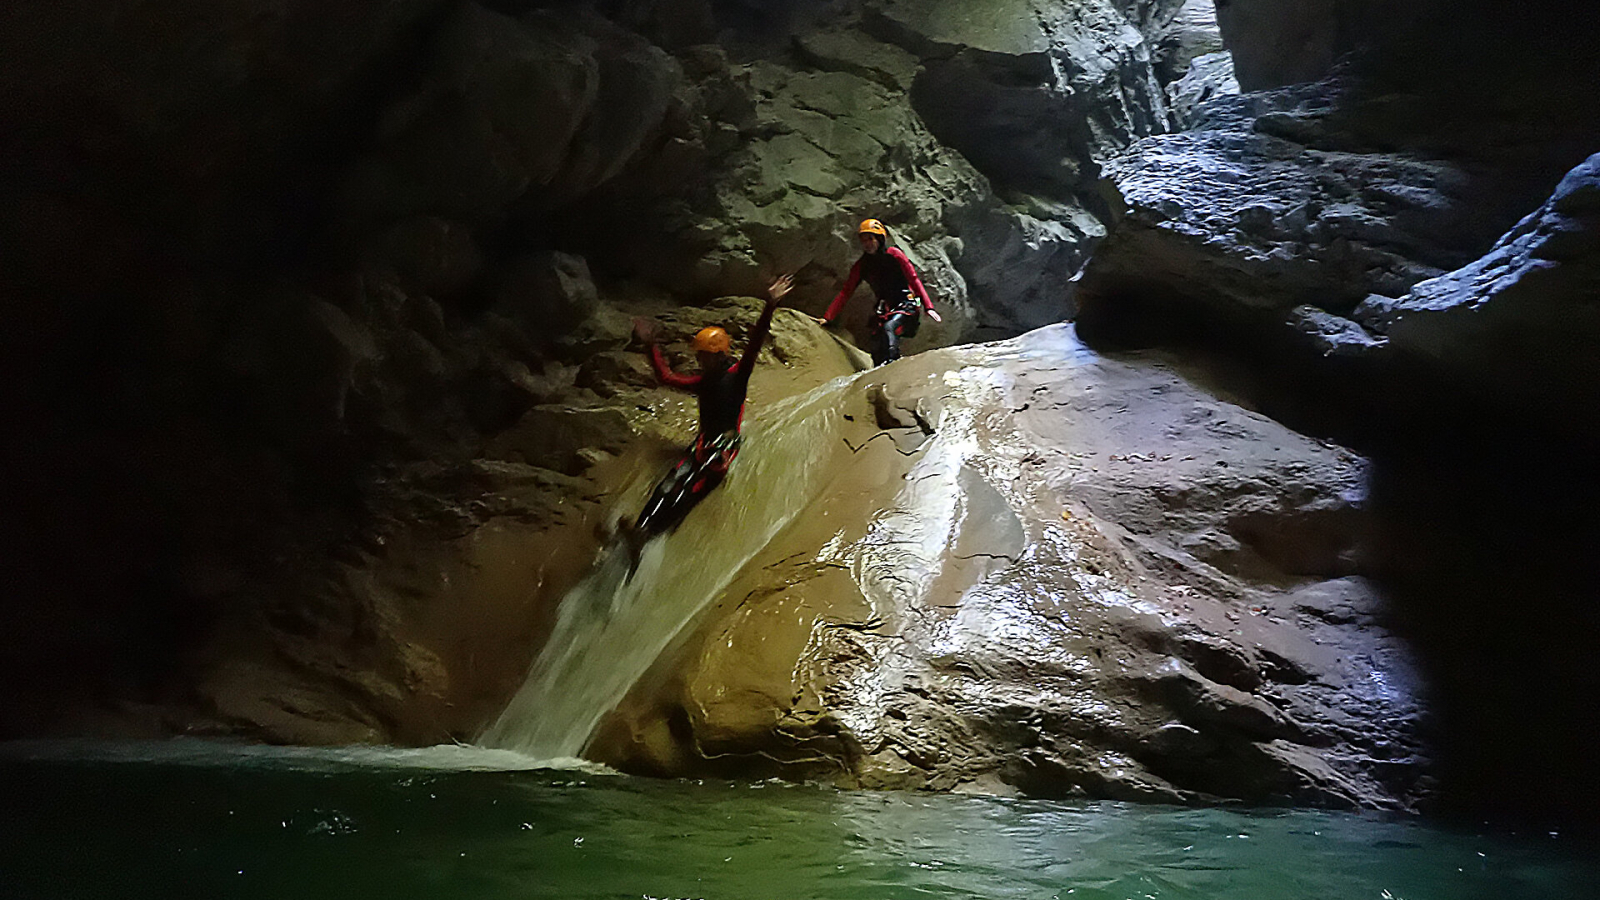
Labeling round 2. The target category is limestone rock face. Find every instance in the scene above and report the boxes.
[1213,0,1352,92]
[1167,51,1238,128]
[1077,85,1600,452]
[623,56,1102,342]
[3,0,1191,744]
[1149,0,1226,84]
[596,0,1187,338]
[586,1,1193,339]
[490,251,604,343]
[1214,2,1600,180]
[1110,0,1190,37]
[871,0,1171,197]
[1070,6,1600,820]
[1078,78,1483,329]
[592,327,1426,809]
[339,4,682,231]
[1352,153,1600,440]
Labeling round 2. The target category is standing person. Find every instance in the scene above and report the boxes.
[624,274,794,551]
[816,218,942,365]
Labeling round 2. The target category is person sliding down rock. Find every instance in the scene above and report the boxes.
[622,274,794,561]
[815,218,941,365]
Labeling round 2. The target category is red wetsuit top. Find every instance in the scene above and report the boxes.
[648,298,779,437]
[822,247,935,323]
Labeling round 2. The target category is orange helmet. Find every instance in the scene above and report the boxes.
[858,218,888,238]
[693,326,731,355]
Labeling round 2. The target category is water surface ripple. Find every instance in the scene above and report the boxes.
[1,741,1593,899]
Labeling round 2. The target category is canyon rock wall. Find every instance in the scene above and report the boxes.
[1076,0,1600,820]
[6,0,1598,823]
[0,0,1182,743]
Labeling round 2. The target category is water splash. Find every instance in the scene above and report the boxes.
[0,738,612,774]
[478,372,859,758]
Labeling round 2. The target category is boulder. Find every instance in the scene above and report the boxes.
[485,405,636,475]
[950,196,1105,334]
[491,251,602,337]
[592,326,1426,808]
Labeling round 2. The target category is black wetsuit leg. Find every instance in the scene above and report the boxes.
[635,432,741,538]
[874,311,920,365]
[636,452,696,535]
[870,328,890,366]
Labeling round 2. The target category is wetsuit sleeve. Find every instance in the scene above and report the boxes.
[736,297,781,378]
[649,343,702,389]
[889,247,935,311]
[822,258,863,322]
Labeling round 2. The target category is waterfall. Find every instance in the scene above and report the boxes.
[478,371,859,759]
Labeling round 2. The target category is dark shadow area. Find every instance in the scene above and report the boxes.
[0,0,501,737]
[1078,288,1600,826]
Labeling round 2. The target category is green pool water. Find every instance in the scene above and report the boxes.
[0,741,1592,899]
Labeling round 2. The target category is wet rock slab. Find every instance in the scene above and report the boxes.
[592,324,1426,809]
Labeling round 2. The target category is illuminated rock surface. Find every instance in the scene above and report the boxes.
[593,326,1424,808]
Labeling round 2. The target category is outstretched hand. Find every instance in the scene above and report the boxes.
[632,316,663,345]
[926,308,943,323]
[767,274,794,302]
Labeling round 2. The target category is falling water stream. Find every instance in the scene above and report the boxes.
[478,370,861,758]
[478,336,1049,760]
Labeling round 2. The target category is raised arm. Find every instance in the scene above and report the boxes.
[737,274,792,377]
[820,258,862,324]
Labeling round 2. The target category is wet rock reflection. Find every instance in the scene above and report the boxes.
[592,325,1424,808]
